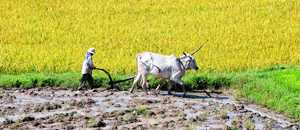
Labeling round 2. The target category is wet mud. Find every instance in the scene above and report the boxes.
[0,88,299,130]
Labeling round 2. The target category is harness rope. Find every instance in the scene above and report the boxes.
[176,58,187,71]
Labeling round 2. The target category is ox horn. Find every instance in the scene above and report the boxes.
[191,44,204,55]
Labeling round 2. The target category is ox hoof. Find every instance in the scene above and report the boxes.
[152,90,160,96]
[155,90,160,95]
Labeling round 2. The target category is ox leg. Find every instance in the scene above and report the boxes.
[130,74,141,93]
[155,84,161,91]
[173,80,186,97]
[181,84,186,97]
[172,80,186,97]
[167,81,173,95]
[177,81,186,97]
[155,84,160,95]
[141,75,149,95]
[171,72,186,97]
[155,79,165,95]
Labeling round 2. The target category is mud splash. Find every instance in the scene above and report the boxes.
[0,88,299,129]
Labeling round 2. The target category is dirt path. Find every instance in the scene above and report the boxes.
[0,88,299,130]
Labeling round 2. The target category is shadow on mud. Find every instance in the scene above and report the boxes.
[159,91,229,100]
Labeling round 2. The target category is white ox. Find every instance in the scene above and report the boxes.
[129,49,201,96]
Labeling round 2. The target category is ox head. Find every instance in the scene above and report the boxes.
[180,53,199,70]
[180,45,204,70]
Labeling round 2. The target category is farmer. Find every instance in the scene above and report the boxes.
[79,48,97,90]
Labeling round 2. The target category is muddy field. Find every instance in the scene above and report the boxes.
[0,88,299,130]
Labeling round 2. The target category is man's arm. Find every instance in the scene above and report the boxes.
[87,57,96,69]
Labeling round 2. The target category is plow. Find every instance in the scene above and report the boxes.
[95,68,135,90]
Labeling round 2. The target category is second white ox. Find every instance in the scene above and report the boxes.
[129,51,199,96]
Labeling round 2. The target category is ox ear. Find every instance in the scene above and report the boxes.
[183,52,187,56]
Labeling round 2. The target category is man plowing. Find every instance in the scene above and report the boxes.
[79,48,97,90]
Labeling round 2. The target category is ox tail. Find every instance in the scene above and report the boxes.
[136,53,142,62]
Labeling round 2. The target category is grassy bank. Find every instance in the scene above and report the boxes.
[0,72,133,89]
[0,71,231,91]
[0,66,299,120]
[232,67,300,120]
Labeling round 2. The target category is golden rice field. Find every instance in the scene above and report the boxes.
[0,0,299,73]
